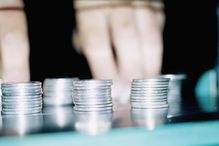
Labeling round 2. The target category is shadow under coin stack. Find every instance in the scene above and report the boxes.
[130,78,170,109]
[73,80,113,111]
[43,78,78,106]
[1,82,43,115]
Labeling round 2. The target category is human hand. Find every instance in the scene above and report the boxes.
[74,0,165,104]
[0,0,30,82]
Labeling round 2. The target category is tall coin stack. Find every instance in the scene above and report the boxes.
[1,82,43,115]
[130,78,170,109]
[43,78,78,105]
[73,80,113,111]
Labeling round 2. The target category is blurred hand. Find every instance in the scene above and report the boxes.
[74,0,165,104]
[0,0,30,82]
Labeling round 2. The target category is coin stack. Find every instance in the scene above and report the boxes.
[130,78,170,109]
[43,78,78,105]
[161,74,186,117]
[1,82,43,115]
[73,80,113,111]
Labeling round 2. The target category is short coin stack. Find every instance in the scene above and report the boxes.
[130,78,170,109]
[161,74,186,117]
[73,80,113,111]
[43,78,78,105]
[1,82,43,115]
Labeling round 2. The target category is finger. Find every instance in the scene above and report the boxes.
[109,7,143,82]
[0,10,30,82]
[0,0,23,8]
[75,8,117,79]
[134,5,164,78]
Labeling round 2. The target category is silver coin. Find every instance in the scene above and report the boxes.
[131,104,168,109]
[43,93,73,97]
[2,94,42,100]
[131,101,167,106]
[73,95,112,101]
[2,94,42,98]
[131,89,168,94]
[74,100,112,105]
[2,99,42,104]
[73,86,112,89]
[131,95,167,99]
[131,85,169,88]
[44,77,78,83]
[73,97,112,102]
[132,78,169,82]
[2,100,42,105]
[74,79,112,84]
[2,86,42,92]
[2,92,43,96]
[2,81,41,88]
[132,81,169,84]
[1,86,42,91]
[73,90,111,94]
[2,104,42,109]
[131,93,168,97]
[2,90,43,95]
[73,87,111,92]
[2,109,42,115]
[73,93,111,98]
[131,97,167,102]
[75,103,112,108]
[73,91,111,96]
[160,74,187,80]
[73,97,112,103]
[73,106,113,112]
[2,105,42,111]
[43,97,73,105]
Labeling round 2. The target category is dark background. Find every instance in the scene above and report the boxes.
[23,0,218,107]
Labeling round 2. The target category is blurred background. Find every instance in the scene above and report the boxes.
[23,0,218,108]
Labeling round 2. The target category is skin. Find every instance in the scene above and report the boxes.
[0,0,30,82]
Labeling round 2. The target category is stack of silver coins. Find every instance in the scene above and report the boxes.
[161,74,187,117]
[1,82,43,115]
[130,78,169,109]
[43,78,78,105]
[73,80,113,111]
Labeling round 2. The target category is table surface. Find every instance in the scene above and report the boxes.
[0,103,219,146]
